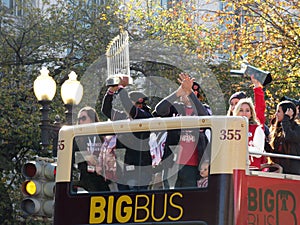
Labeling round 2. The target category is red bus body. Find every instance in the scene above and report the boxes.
[53,116,300,225]
[234,169,300,225]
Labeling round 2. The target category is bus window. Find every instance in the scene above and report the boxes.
[72,134,111,192]
[71,127,211,193]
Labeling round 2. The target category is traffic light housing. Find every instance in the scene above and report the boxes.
[21,158,56,217]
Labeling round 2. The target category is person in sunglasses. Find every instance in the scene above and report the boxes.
[73,106,110,192]
[101,77,153,191]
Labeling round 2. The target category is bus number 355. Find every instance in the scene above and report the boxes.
[220,129,241,141]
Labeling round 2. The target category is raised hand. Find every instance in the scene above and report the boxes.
[119,76,129,87]
[178,73,194,95]
[251,75,263,88]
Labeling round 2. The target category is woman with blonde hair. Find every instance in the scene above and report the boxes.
[233,98,267,169]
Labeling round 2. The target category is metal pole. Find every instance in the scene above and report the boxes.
[249,151,300,160]
[51,115,61,157]
[39,100,52,150]
[64,104,74,125]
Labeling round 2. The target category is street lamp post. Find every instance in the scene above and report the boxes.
[33,67,83,156]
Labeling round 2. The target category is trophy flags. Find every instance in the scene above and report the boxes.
[105,31,133,86]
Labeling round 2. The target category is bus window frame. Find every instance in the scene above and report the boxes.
[70,126,213,194]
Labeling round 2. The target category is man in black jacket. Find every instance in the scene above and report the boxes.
[101,77,153,190]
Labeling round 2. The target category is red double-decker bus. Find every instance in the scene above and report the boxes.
[54,116,300,225]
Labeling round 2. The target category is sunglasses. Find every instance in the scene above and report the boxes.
[77,115,87,122]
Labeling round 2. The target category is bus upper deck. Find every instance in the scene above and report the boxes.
[54,115,300,225]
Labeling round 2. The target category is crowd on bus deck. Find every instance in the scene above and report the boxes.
[73,72,300,192]
[72,73,211,191]
[228,76,300,175]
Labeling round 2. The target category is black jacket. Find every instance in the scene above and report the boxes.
[154,91,209,167]
[101,88,153,167]
[155,91,209,117]
[271,115,300,175]
[73,136,110,192]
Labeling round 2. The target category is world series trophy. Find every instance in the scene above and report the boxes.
[230,63,272,86]
[105,31,133,86]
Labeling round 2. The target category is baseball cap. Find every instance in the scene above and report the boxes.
[229,91,247,104]
[129,91,148,104]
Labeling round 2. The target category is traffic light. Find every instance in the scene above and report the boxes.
[21,158,56,217]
